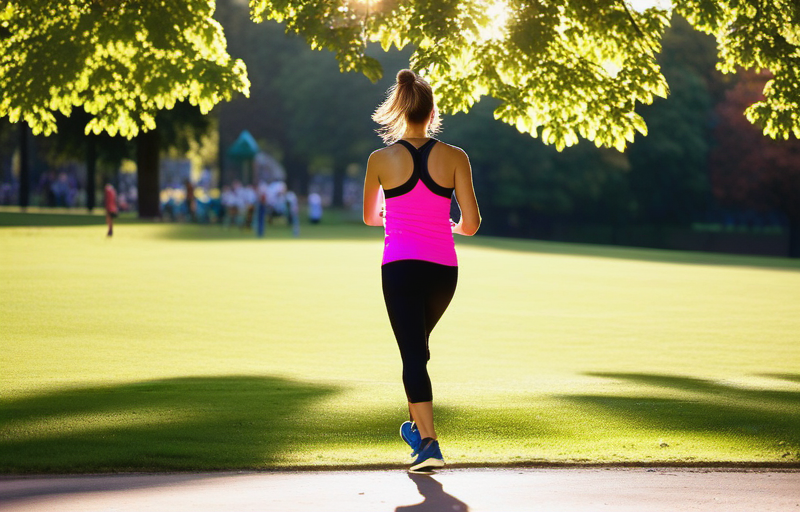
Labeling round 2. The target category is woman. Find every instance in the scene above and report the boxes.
[363,69,481,472]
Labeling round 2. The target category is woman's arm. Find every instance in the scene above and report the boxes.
[363,151,384,227]
[452,149,481,236]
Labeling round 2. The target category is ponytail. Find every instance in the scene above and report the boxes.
[373,69,441,145]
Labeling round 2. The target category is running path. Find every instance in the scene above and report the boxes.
[1,468,798,512]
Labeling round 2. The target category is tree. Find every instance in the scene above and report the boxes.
[274,45,409,204]
[0,0,249,216]
[445,98,635,238]
[627,16,715,225]
[214,0,296,185]
[215,0,409,201]
[5,1,798,152]
[47,102,212,213]
[250,0,800,150]
[710,71,800,257]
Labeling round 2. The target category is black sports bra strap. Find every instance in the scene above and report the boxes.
[418,140,454,199]
[383,140,420,198]
[394,139,419,155]
[418,138,437,153]
[384,138,453,199]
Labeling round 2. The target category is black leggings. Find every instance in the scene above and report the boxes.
[382,260,458,403]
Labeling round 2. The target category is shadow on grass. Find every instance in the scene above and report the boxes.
[142,225,800,271]
[460,236,800,271]
[148,222,381,243]
[569,373,800,453]
[0,210,143,227]
[0,375,342,473]
[4,210,798,270]
[760,374,800,385]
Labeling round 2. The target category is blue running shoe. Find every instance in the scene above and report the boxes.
[400,421,421,456]
[409,438,444,472]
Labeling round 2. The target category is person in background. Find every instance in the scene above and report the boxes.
[104,182,118,237]
[308,192,323,224]
[243,184,257,229]
[256,181,269,237]
[268,181,287,224]
[52,172,70,207]
[231,181,246,228]
[286,190,300,237]
[185,178,196,222]
[220,185,237,229]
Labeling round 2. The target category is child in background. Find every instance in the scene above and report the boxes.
[104,183,118,237]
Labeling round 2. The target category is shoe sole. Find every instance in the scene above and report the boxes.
[409,457,445,472]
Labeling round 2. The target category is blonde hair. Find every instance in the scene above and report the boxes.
[372,69,441,145]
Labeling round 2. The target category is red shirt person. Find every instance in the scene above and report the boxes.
[104,184,118,236]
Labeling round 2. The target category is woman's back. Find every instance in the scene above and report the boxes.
[377,138,457,266]
[373,138,458,190]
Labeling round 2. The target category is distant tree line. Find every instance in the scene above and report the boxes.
[1,1,798,255]
[214,6,800,255]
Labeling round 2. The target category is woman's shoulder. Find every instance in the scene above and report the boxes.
[432,140,469,164]
[433,139,468,156]
[369,144,405,161]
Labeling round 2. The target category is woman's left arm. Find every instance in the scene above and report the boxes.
[363,151,384,227]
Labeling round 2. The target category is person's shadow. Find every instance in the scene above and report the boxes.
[395,472,470,512]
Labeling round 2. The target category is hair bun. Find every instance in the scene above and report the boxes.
[396,69,416,86]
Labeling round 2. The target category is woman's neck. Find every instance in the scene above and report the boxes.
[402,124,429,139]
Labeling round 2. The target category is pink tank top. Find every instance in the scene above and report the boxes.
[382,139,457,267]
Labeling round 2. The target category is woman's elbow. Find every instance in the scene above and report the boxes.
[463,216,481,236]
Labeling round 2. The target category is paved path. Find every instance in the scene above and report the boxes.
[2,468,798,512]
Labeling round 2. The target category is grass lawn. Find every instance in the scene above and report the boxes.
[1,210,799,472]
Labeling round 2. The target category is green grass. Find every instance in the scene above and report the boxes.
[1,211,799,472]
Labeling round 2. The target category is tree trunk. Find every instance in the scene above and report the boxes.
[217,112,226,188]
[136,128,161,218]
[86,134,96,212]
[789,219,800,259]
[332,165,345,209]
[18,123,29,209]
[283,151,309,196]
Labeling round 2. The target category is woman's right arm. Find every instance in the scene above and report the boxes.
[363,151,384,227]
[452,148,481,236]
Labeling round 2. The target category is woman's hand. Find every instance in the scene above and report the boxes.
[451,219,468,235]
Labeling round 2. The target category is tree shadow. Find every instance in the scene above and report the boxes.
[460,235,800,271]
[759,373,800,385]
[149,222,381,242]
[569,372,800,451]
[0,375,341,473]
[5,209,797,272]
[395,472,470,512]
[0,210,138,227]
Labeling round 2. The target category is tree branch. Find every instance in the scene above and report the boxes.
[620,0,655,53]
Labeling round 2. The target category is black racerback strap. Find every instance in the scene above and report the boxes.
[384,139,453,199]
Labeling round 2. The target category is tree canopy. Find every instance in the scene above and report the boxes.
[2,0,798,152]
[0,0,249,138]
[250,0,800,150]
